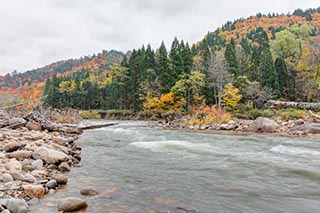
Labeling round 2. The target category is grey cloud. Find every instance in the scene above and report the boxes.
[0,0,318,75]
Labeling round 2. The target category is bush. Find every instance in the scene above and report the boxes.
[278,109,306,120]
[80,110,101,119]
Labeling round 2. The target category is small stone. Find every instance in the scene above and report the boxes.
[6,198,29,213]
[23,165,35,172]
[26,121,42,131]
[7,150,33,160]
[31,159,44,168]
[24,174,37,183]
[57,197,87,212]
[31,133,43,141]
[0,173,14,183]
[45,179,58,190]
[51,174,68,184]
[80,188,99,196]
[23,185,45,199]
[58,162,70,172]
[47,164,57,170]
[5,159,22,172]
[9,171,25,181]
[3,142,21,153]
[53,137,66,146]
[31,170,48,178]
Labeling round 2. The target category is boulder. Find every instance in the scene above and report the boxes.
[25,121,42,131]
[0,173,13,183]
[80,188,99,196]
[8,118,27,129]
[58,162,70,172]
[3,142,21,153]
[7,151,33,159]
[51,174,68,184]
[33,147,68,164]
[5,159,22,171]
[247,117,280,133]
[303,123,320,134]
[57,197,88,212]
[6,198,29,213]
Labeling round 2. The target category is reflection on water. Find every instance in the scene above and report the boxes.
[31,120,320,213]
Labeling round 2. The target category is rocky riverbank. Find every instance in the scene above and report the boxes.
[0,109,88,213]
[154,116,320,136]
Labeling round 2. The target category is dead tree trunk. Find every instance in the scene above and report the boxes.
[267,100,320,111]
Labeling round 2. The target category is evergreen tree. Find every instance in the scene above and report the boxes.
[225,38,240,76]
[169,37,184,83]
[156,41,171,93]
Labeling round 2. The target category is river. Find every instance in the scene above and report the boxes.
[31,120,320,213]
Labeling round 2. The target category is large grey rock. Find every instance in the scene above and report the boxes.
[8,118,27,129]
[6,198,29,213]
[247,117,280,133]
[33,147,68,164]
[57,197,87,212]
[45,179,57,189]
[303,123,320,134]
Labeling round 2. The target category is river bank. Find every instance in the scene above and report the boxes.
[0,109,88,213]
[152,115,320,136]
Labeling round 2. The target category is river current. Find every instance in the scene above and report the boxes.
[31,120,320,213]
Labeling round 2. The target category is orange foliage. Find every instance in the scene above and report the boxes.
[187,105,231,125]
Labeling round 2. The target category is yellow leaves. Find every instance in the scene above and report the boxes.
[59,80,76,93]
[221,83,242,109]
[143,92,181,116]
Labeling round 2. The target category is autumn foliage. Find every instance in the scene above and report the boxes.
[187,105,231,126]
[143,92,182,116]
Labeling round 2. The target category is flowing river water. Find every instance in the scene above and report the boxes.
[31,120,320,213]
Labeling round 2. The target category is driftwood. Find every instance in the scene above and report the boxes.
[79,123,117,130]
[267,100,320,111]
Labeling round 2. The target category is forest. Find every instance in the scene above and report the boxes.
[1,7,320,120]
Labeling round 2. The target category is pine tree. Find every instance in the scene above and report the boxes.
[225,38,240,76]
[156,41,171,93]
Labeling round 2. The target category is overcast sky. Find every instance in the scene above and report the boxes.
[0,0,319,75]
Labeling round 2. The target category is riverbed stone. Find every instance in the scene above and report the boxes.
[3,142,21,153]
[58,162,70,172]
[80,188,99,196]
[45,179,58,190]
[7,151,33,160]
[51,174,68,184]
[23,174,37,183]
[31,159,43,168]
[57,197,88,212]
[33,147,68,164]
[0,173,13,183]
[25,121,42,131]
[31,169,48,178]
[23,185,45,199]
[6,198,29,213]
[53,137,66,146]
[247,117,280,133]
[8,118,27,129]
[5,159,22,172]
[9,171,25,181]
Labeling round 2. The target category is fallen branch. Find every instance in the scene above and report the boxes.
[267,100,320,111]
[309,110,320,118]
[79,123,117,130]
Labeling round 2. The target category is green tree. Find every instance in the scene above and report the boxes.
[225,38,240,76]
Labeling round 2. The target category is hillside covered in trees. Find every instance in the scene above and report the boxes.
[0,50,124,108]
[1,8,320,118]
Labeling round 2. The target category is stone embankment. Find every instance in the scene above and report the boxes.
[0,108,88,213]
